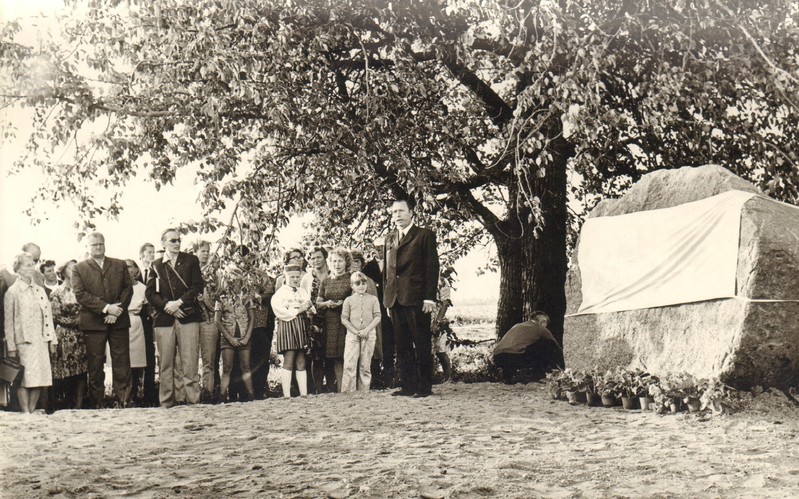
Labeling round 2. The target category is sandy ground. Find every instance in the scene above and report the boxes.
[1,381,798,499]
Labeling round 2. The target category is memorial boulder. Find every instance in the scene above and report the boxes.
[564,165,799,388]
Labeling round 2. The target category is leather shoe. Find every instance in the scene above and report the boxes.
[413,391,432,398]
[391,389,415,397]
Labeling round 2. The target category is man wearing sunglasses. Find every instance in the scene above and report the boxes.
[145,228,204,408]
[384,197,440,398]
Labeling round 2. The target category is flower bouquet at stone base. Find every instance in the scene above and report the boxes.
[545,368,566,401]
[700,379,737,415]
[680,375,703,412]
[652,372,696,413]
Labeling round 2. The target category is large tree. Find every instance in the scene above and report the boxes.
[2,0,798,344]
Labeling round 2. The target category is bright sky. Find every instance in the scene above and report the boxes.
[0,0,500,304]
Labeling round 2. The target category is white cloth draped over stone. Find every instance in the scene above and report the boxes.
[574,190,757,315]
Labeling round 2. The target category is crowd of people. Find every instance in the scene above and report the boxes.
[0,198,460,413]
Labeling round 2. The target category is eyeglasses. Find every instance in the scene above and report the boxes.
[352,279,367,285]
[167,238,181,243]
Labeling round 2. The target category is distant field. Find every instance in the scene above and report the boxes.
[449,300,497,325]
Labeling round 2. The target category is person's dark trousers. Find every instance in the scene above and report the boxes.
[308,350,325,394]
[380,312,395,387]
[370,358,382,389]
[84,328,132,408]
[250,325,274,399]
[42,385,54,413]
[130,368,145,405]
[213,334,222,400]
[141,315,158,407]
[390,304,433,395]
[324,359,338,393]
[229,361,244,401]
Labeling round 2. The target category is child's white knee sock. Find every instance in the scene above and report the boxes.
[281,369,292,398]
[296,370,308,397]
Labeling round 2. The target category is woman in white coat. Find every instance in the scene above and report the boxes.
[4,253,57,413]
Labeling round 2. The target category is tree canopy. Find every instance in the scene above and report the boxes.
[2,0,798,340]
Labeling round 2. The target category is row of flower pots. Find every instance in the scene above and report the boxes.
[548,367,731,414]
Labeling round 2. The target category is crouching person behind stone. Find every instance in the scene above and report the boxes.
[492,311,562,384]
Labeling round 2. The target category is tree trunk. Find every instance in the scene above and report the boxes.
[523,136,571,356]
[494,233,525,340]
[490,135,571,366]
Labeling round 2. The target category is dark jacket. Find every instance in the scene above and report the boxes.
[145,252,204,327]
[73,257,133,331]
[383,225,439,308]
[362,258,384,303]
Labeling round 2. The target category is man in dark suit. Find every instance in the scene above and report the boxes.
[145,228,204,408]
[383,198,440,397]
[137,242,158,407]
[72,232,133,408]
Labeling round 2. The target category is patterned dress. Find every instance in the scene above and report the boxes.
[306,269,327,360]
[50,286,89,379]
[318,272,352,359]
[49,285,88,380]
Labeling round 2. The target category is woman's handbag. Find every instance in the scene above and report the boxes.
[0,356,23,383]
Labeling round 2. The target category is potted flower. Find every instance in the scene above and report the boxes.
[634,371,659,411]
[660,372,694,413]
[584,369,602,407]
[613,367,640,410]
[681,376,703,413]
[595,369,620,407]
[647,381,669,413]
[562,369,588,405]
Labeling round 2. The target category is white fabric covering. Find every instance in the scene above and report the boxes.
[574,190,756,315]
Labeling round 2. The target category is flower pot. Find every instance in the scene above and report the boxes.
[621,396,639,410]
[586,392,602,407]
[668,397,682,413]
[686,397,701,413]
[710,399,724,415]
[601,394,617,407]
[639,396,654,412]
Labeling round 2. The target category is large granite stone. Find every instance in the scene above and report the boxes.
[564,165,799,388]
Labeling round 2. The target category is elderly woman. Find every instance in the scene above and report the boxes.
[316,247,352,393]
[49,259,87,409]
[4,253,57,413]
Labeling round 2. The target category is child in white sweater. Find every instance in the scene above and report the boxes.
[271,265,314,398]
